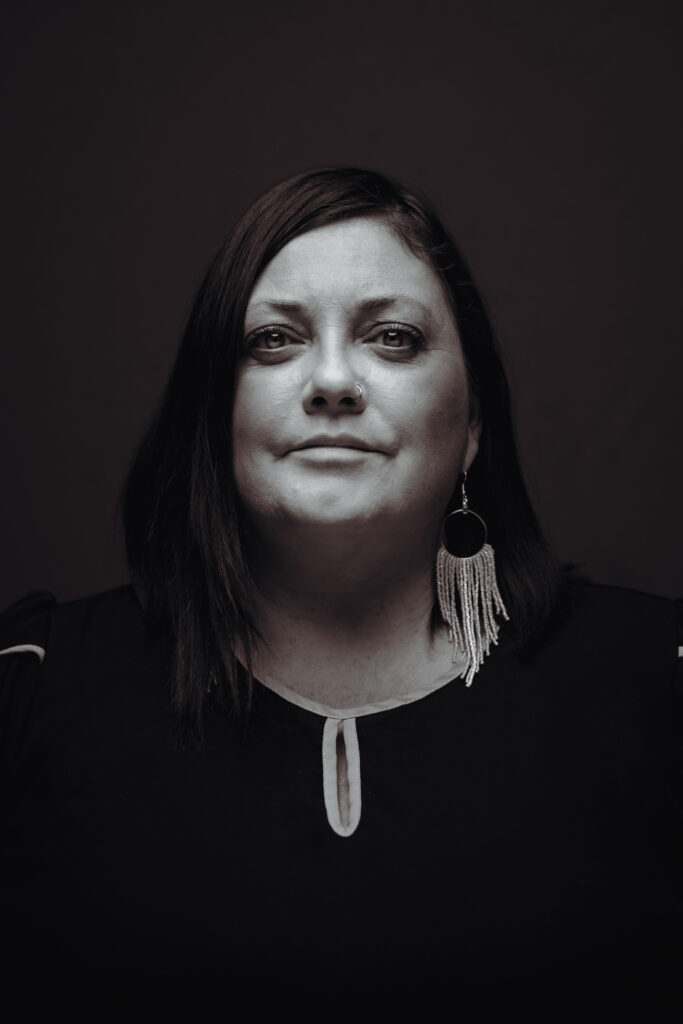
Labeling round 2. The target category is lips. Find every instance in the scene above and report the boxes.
[290,433,380,453]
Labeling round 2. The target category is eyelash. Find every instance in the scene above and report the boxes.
[244,322,425,357]
[367,323,425,351]
[246,325,299,350]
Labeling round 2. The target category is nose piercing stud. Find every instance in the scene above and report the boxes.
[352,382,363,403]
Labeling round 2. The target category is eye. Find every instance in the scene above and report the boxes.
[366,323,425,355]
[381,329,413,348]
[247,326,297,350]
[242,324,304,362]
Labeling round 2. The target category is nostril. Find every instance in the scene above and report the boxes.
[311,396,327,407]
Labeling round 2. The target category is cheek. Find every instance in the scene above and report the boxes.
[397,367,473,510]
[231,380,265,493]
[232,377,276,458]
[233,371,296,445]
[232,377,259,443]
[411,366,471,455]
[232,375,295,508]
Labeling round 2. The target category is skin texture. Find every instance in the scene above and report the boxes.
[232,217,480,706]
[234,219,478,541]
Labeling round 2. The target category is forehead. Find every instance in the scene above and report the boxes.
[246,218,449,316]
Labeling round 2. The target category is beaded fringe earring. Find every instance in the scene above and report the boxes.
[436,472,509,686]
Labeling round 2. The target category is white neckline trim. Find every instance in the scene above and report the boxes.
[256,667,464,721]
[322,718,362,837]
[252,661,465,839]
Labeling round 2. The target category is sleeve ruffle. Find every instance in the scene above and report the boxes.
[0,592,55,778]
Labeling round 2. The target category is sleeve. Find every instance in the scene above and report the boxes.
[673,597,683,792]
[675,597,683,697]
[0,592,56,778]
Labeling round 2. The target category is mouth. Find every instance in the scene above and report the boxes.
[289,434,381,453]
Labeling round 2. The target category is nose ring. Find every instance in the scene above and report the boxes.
[352,382,363,404]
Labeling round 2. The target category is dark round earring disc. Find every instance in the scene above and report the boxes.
[442,509,487,558]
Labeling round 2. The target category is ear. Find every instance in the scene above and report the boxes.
[463,413,481,474]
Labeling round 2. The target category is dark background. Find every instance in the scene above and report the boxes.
[1,0,681,610]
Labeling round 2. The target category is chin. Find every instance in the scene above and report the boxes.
[280,498,379,529]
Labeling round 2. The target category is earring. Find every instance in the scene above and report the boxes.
[436,472,509,686]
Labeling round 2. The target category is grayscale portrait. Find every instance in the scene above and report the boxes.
[1,1,681,1014]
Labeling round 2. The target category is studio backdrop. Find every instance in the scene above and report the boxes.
[1,0,681,609]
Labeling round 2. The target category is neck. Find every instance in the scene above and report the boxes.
[242,518,462,709]
[248,515,439,629]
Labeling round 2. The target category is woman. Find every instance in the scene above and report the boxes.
[1,168,681,1003]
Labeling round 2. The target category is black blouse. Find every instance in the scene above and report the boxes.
[1,581,682,1010]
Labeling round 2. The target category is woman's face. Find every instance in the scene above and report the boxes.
[233,217,479,542]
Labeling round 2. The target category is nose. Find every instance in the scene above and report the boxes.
[302,336,365,414]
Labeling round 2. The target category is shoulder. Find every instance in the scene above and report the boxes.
[563,576,675,614]
[559,578,679,649]
[511,577,681,699]
[0,584,155,749]
[0,584,147,672]
[536,579,682,721]
[0,591,55,662]
[0,585,165,780]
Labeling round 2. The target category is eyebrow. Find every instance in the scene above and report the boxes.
[246,296,437,324]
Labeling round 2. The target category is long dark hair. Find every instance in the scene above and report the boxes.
[123,167,562,741]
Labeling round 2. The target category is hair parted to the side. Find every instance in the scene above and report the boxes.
[122,167,563,743]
